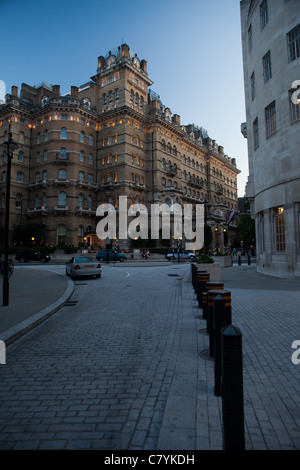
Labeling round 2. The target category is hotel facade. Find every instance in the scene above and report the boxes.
[240,0,300,277]
[0,44,240,250]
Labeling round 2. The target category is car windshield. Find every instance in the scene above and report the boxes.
[74,257,95,263]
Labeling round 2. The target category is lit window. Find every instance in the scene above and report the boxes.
[19,132,25,144]
[273,207,285,253]
[57,224,66,244]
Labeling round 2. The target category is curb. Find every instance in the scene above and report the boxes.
[0,276,74,346]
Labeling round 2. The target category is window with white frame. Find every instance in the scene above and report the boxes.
[60,127,67,139]
[60,147,67,159]
[58,191,67,206]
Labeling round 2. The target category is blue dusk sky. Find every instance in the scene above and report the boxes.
[0,0,249,196]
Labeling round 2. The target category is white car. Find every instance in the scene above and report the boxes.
[66,256,102,280]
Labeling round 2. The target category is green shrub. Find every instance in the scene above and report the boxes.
[197,254,214,264]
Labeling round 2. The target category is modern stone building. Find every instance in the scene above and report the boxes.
[0,44,240,250]
[240,0,300,277]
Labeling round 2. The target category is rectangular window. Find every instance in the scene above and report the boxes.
[253,117,259,150]
[287,24,300,63]
[289,88,300,122]
[265,101,277,137]
[273,207,285,253]
[260,0,269,29]
[248,24,253,52]
[251,72,256,100]
[263,50,272,82]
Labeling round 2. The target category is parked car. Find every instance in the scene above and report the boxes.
[66,256,102,279]
[96,249,127,262]
[15,249,51,263]
[165,251,196,261]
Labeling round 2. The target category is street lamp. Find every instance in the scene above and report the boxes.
[1,128,19,306]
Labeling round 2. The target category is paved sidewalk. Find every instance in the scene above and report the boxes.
[0,262,299,450]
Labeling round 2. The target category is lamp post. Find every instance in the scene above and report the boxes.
[1,128,19,306]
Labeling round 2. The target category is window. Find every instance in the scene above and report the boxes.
[78,194,83,207]
[35,194,40,209]
[17,171,24,183]
[263,50,272,82]
[260,0,269,29]
[265,101,277,137]
[37,133,41,144]
[273,207,285,253]
[42,170,48,181]
[42,193,47,207]
[60,127,67,139]
[18,151,24,162]
[87,195,92,209]
[59,169,67,179]
[44,130,48,142]
[251,72,256,100]
[290,89,300,122]
[2,171,6,182]
[36,152,40,163]
[248,24,253,52]
[79,151,85,162]
[58,192,67,206]
[88,174,93,183]
[60,147,67,159]
[19,132,25,144]
[44,150,48,161]
[162,177,166,186]
[161,158,166,169]
[80,131,85,143]
[78,171,84,181]
[57,224,66,244]
[253,118,259,149]
[35,172,40,182]
[287,24,300,63]
[88,154,93,164]
[16,194,22,208]
[88,135,93,145]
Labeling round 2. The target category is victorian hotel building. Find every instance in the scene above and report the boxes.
[0,44,239,251]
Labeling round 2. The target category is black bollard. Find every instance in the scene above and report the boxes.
[207,288,225,358]
[192,264,197,291]
[206,282,224,335]
[238,255,241,266]
[213,292,232,396]
[202,292,207,319]
[221,325,245,450]
[248,255,251,265]
[196,272,210,307]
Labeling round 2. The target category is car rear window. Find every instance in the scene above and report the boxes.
[74,257,95,263]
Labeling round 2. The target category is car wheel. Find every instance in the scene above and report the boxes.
[119,258,124,262]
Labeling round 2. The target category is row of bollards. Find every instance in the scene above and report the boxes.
[191,263,245,450]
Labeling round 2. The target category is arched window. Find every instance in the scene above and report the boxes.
[173,146,177,156]
[162,177,166,186]
[58,191,66,206]
[79,150,85,162]
[78,225,84,243]
[161,140,166,151]
[167,143,171,154]
[173,163,177,175]
[80,131,85,143]
[60,127,67,139]
[161,158,166,169]
[44,129,48,142]
[57,224,66,244]
[60,147,67,159]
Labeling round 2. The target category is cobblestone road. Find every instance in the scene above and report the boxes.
[0,265,186,450]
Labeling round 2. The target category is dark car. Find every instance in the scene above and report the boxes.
[96,249,127,262]
[15,249,51,263]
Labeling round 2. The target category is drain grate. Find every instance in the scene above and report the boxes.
[65,300,78,306]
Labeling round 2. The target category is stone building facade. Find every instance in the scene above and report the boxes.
[240,0,300,277]
[0,44,240,250]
